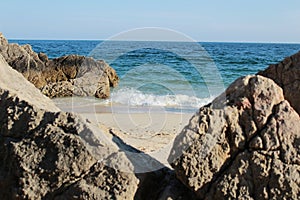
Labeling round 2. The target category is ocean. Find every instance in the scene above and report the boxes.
[10,39,300,112]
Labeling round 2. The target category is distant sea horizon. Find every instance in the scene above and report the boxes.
[9,38,300,44]
[9,39,300,112]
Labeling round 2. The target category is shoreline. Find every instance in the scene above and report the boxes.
[53,96,200,114]
[55,99,194,167]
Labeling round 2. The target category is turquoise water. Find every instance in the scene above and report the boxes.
[10,39,300,110]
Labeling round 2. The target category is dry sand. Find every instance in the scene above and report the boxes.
[54,98,194,167]
[85,112,193,166]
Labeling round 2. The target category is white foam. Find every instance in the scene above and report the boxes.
[105,88,214,108]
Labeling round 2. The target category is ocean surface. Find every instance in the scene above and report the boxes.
[10,39,300,112]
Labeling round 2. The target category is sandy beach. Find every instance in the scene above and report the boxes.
[1,23,300,198]
[54,98,194,167]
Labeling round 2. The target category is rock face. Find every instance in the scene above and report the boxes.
[258,51,300,115]
[0,54,59,113]
[0,34,45,73]
[0,52,194,200]
[0,55,137,199]
[0,32,119,99]
[168,75,300,199]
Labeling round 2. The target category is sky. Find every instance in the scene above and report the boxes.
[0,0,300,43]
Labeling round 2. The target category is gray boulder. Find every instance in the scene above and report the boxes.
[168,75,300,199]
[0,55,138,199]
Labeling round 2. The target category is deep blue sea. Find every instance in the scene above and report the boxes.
[9,39,300,110]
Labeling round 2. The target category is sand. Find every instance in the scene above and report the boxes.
[54,98,194,167]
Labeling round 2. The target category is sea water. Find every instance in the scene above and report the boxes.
[10,39,300,112]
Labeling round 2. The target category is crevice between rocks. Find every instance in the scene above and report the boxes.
[107,127,196,200]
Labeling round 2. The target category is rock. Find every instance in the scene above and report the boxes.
[95,75,110,99]
[0,55,58,112]
[55,153,138,200]
[0,33,45,73]
[38,52,49,63]
[168,75,300,199]
[45,56,118,99]
[258,51,300,114]
[135,167,198,200]
[104,63,119,87]
[0,32,119,99]
[41,81,75,98]
[0,55,138,199]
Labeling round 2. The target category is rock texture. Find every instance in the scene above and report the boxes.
[0,54,59,113]
[0,55,137,199]
[168,75,300,199]
[259,51,300,115]
[0,54,193,200]
[0,32,119,99]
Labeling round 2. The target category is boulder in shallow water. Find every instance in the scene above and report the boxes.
[0,32,119,99]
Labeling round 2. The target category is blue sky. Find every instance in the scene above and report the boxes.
[1,0,299,43]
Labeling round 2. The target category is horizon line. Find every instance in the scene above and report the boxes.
[7,37,300,45]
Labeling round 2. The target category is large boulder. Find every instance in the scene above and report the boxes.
[40,55,117,98]
[0,32,119,99]
[0,55,138,199]
[168,75,300,199]
[259,51,300,115]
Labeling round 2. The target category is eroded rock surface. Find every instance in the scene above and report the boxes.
[168,75,300,199]
[0,55,137,199]
[0,53,193,200]
[0,32,119,99]
[259,51,300,115]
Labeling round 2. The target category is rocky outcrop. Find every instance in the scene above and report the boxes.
[3,31,300,199]
[0,32,119,99]
[0,55,137,199]
[39,55,117,99]
[0,53,59,113]
[258,51,300,115]
[168,75,300,199]
[0,34,45,73]
[0,54,194,200]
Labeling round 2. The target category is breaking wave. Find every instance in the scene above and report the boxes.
[106,88,214,109]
